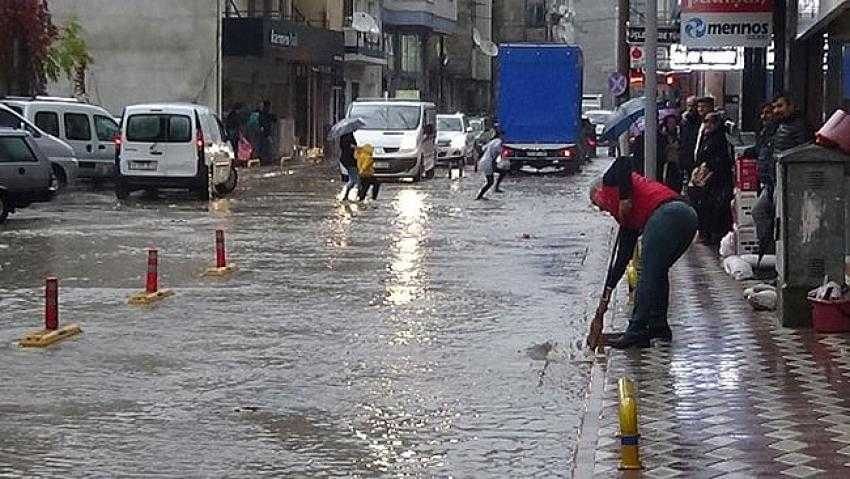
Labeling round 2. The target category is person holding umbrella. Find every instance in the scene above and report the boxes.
[329,118,366,201]
[586,156,698,349]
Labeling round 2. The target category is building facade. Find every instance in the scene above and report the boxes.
[45,0,222,115]
[493,0,617,108]
[382,0,458,107]
[223,0,345,151]
[343,0,387,108]
[443,0,493,115]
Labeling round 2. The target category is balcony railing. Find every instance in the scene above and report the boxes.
[344,29,386,61]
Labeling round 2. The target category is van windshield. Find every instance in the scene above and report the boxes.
[437,117,463,132]
[348,105,421,130]
[126,114,192,142]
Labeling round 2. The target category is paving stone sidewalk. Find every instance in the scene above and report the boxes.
[585,244,850,478]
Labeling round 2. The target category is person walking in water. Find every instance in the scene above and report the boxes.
[338,132,359,201]
[356,144,380,202]
[589,156,698,349]
[476,128,506,200]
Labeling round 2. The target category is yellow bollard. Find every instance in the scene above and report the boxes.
[618,377,642,470]
[626,244,641,303]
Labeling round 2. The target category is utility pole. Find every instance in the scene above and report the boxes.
[644,0,657,180]
[616,0,630,105]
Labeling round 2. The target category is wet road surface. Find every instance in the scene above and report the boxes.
[0,159,614,477]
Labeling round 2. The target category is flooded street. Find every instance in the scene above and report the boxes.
[0,159,614,477]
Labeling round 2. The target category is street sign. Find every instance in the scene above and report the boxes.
[628,25,680,45]
[630,46,671,70]
[608,72,628,97]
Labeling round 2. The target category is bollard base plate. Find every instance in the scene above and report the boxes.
[19,324,82,348]
[128,289,174,305]
[202,265,236,277]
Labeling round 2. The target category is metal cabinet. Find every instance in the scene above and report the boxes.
[776,144,848,327]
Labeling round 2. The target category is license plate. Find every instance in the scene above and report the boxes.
[374,161,389,169]
[527,151,547,157]
[79,161,95,168]
[130,161,157,171]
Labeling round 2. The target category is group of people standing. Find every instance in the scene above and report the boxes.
[631,95,738,245]
[224,100,278,163]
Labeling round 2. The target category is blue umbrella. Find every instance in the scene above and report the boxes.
[328,117,365,140]
[600,97,667,142]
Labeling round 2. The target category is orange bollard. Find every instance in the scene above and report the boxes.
[146,249,158,294]
[129,248,174,305]
[45,277,59,331]
[19,277,81,347]
[215,230,226,268]
[204,230,236,277]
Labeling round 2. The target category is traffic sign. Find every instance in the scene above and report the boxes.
[628,25,680,45]
[607,72,628,97]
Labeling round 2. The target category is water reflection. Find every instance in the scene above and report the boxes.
[385,190,427,306]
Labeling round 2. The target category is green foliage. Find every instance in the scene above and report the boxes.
[44,17,93,86]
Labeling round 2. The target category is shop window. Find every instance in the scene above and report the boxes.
[401,34,422,73]
[526,0,546,28]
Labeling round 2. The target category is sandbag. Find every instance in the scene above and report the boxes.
[748,290,777,310]
[744,283,775,298]
[723,255,754,280]
[719,231,736,258]
[740,254,776,269]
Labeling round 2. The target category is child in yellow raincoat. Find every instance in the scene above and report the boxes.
[355,144,380,201]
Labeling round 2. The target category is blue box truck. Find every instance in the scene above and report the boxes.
[496,44,584,173]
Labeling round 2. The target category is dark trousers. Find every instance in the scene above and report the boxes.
[626,201,699,336]
[476,170,507,199]
[357,177,381,201]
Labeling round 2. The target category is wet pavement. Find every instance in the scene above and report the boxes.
[585,244,850,478]
[0,158,615,477]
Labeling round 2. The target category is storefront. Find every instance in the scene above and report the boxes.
[223,17,345,152]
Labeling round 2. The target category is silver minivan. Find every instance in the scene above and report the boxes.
[116,103,237,199]
[3,98,119,180]
[346,99,437,181]
[0,103,78,189]
[0,129,57,223]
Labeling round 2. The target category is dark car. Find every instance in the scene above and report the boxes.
[581,117,597,161]
[0,129,57,223]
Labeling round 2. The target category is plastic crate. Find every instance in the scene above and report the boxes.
[732,191,757,227]
[735,156,759,191]
[809,297,850,333]
[735,225,759,255]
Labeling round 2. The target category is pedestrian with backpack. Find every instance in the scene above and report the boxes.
[356,144,380,201]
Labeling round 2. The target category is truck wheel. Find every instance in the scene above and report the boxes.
[425,167,435,179]
[0,194,8,224]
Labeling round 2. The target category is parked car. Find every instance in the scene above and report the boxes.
[116,103,238,199]
[581,117,597,161]
[585,109,616,157]
[436,113,474,167]
[0,129,58,223]
[2,97,119,181]
[346,99,437,182]
[0,103,78,189]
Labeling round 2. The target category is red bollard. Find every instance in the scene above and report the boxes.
[45,277,58,331]
[146,249,158,294]
[215,230,227,268]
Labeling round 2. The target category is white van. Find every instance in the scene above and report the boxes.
[2,98,119,180]
[346,99,437,181]
[116,103,237,199]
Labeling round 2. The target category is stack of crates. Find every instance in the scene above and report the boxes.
[733,155,759,255]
